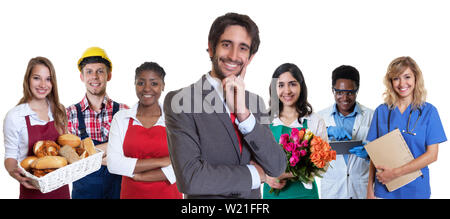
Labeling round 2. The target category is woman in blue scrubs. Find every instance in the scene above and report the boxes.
[366,56,447,199]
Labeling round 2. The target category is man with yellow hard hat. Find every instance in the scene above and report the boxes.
[66,47,128,199]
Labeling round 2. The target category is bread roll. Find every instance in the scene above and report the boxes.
[31,156,67,169]
[59,145,81,164]
[57,134,81,148]
[81,137,97,155]
[33,140,60,157]
[20,156,38,171]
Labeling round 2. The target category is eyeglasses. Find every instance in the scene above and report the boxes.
[333,88,358,97]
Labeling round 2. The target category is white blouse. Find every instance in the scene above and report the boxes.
[272,112,328,142]
[107,102,176,184]
[3,103,54,161]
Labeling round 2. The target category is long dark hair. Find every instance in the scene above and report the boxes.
[269,63,313,124]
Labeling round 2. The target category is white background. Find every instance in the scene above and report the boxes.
[1,0,449,198]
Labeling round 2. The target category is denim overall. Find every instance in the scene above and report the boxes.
[71,102,122,199]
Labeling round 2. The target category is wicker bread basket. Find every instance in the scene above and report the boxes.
[18,148,103,193]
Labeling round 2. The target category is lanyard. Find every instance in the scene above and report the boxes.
[387,107,422,136]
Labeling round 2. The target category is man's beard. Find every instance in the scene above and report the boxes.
[87,87,106,97]
[211,54,244,80]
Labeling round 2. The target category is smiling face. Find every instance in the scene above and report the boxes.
[276,71,301,108]
[80,63,111,97]
[135,70,164,107]
[209,25,253,80]
[333,78,357,116]
[392,67,415,101]
[29,64,52,101]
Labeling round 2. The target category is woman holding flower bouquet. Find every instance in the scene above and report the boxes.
[263,63,334,199]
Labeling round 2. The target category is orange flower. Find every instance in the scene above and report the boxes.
[317,160,326,168]
[309,137,336,168]
[311,136,333,153]
[312,156,326,168]
[310,136,322,147]
[310,152,319,163]
[310,152,326,168]
[298,129,305,141]
[323,142,331,151]
[320,151,329,161]
[310,143,319,153]
[310,136,323,153]
[329,150,336,161]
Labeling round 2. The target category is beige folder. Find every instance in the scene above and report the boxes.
[364,128,422,192]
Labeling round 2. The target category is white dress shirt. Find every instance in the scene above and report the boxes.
[205,73,260,190]
[107,102,176,184]
[3,103,54,161]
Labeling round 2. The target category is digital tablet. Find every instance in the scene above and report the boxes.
[329,140,362,154]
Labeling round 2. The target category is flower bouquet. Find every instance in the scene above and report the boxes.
[270,128,336,194]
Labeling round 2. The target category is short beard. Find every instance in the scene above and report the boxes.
[87,87,106,97]
[211,54,243,80]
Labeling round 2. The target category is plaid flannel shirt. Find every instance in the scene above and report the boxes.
[66,95,129,142]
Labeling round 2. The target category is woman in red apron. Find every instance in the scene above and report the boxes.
[107,62,181,199]
[4,57,69,199]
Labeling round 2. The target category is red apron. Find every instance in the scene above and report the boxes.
[121,118,181,199]
[20,116,70,199]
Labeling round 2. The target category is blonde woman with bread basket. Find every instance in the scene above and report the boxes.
[3,57,70,199]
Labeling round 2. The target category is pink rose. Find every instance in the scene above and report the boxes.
[291,128,300,143]
[294,142,301,151]
[300,139,308,148]
[290,151,301,167]
[280,134,289,146]
[285,142,296,152]
[289,156,300,167]
[300,149,307,157]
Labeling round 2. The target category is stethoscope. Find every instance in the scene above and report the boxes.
[387,107,422,136]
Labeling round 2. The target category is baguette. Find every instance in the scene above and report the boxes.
[31,156,67,169]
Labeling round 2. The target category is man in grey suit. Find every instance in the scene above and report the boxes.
[164,12,286,199]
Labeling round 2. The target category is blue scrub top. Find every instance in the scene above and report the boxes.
[367,102,447,199]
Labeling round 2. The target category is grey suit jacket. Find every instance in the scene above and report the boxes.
[163,74,286,199]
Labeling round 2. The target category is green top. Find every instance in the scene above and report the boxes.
[262,119,319,199]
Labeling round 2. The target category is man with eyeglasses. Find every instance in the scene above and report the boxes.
[318,65,374,199]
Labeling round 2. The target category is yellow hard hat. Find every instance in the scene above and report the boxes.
[77,47,112,72]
